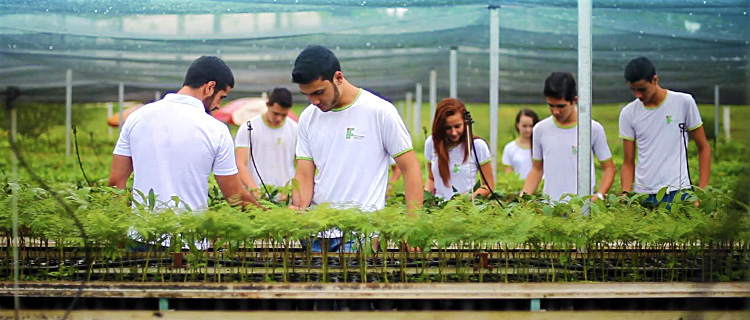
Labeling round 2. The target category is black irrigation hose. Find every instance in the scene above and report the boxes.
[5,88,92,320]
[72,125,92,187]
[247,121,272,199]
[463,111,504,208]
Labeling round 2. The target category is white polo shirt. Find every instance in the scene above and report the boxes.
[113,93,238,211]
[235,114,298,188]
[424,136,491,200]
[532,116,612,202]
[502,139,533,179]
[296,88,413,212]
[619,90,703,193]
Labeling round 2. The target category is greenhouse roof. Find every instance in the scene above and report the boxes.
[0,0,748,104]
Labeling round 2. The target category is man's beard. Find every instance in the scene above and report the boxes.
[202,93,217,115]
[326,83,341,112]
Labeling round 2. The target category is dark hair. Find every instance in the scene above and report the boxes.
[624,56,656,83]
[292,45,341,84]
[543,72,577,102]
[183,56,234,91]
[514,109,539,133]
[268,87,293,108]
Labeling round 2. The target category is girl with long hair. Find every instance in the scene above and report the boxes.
[502,109,539,179]
[424,98,494,200]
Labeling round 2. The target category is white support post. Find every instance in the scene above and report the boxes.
[450,47,457,99]
[714,85,720,146]
[577,0,593,213]
[405,92,413,132]
[155,91,161,101]
[107,102,113,138]
[65,69,72,157]
[429,69,437,128]
[118,82,125,134]
[489,5,500,179]
[723,106,730,141]
[414,83,423,141]
[10,97,19,312]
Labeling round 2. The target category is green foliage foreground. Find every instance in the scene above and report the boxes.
[1,182,748,283]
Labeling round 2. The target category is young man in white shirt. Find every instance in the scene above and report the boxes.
[109,56,261,211]
[619,57,711,204]
[235,87,298,200]
[522,72,616,203]
[290,45,423,252]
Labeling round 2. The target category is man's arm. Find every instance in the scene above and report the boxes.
[521,160,543,195]
[214,173,263,209]
[621,139,636,194]
[108,155,133,189]
[291,159,315,209]
[235,148,260,191]
[597,159,616,195]
[394,150,424,213]
[689,126,711,189]
[473,161,495,198]
[424,161,435,194]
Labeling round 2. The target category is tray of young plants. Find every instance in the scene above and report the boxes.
[1,179,748,284]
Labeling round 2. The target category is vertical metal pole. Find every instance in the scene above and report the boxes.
[429,69,437,127]
[714,85,719,154]
[723,106,730,141]
[577,0,593,212]
[65,69,73,157]
[155,91,161,101]
[405,92,413,132]
[118,82,125,134]
[107,102,113,138]
[489,5,500,180]
[414,83,423,141]
[9,93,20,317]
[450,47,457,99]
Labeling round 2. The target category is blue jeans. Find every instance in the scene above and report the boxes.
[642,190,690,208]
[302,237,357,253]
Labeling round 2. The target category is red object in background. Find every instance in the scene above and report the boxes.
[213,97,298,125]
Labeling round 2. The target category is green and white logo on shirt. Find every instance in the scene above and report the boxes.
[345,127,365,140]
[571,145,578,155]
[453,164,460,173]
[666,115,673,124]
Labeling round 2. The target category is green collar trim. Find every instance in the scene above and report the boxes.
[331,88,362,112]
[515,139,531,149]
[262,113,285,129]
[644,91,668,110]
[553,117,577,129]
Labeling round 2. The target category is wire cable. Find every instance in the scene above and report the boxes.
[246,121,272,199]
[463,110,504,208]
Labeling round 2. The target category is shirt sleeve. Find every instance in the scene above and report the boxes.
[618,105,636,141]
[382,108,413,158]
[113,115,132,157]
[532,125,543,161]
[685,94,704,131]
[234,122,250,148]
[501,142,512,165]
[213,128,239,176]
[474,139,492,165]
[295,111,313,161]
[592,122,613,162]
[423,137,434,162]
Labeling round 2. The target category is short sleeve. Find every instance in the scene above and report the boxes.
[473,139,491,165]
[213,128,239,176]
[685,95,704,131]
[618,105,636,141]
[501,141,513,165]
[531,125,543,161]
[295,111,313,161]
[234,122,250,148]
[382,108,413,158]
[113,116,132,156]
[592,122,613,162]
[423,136,434,162]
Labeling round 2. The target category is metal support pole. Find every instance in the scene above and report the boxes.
[405,92,413,132]
[65,69,72,157]
[429,69,437,127]
[118,82,125,134]
[723,106,730,141]
[577,0,593,213]
[107,102,113,138]
[6,87,20,317]
[714,85,719,154]
[450,47,457,99]
[155,91,161,101]
[489,5,500,179]
[414,83,423,141]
